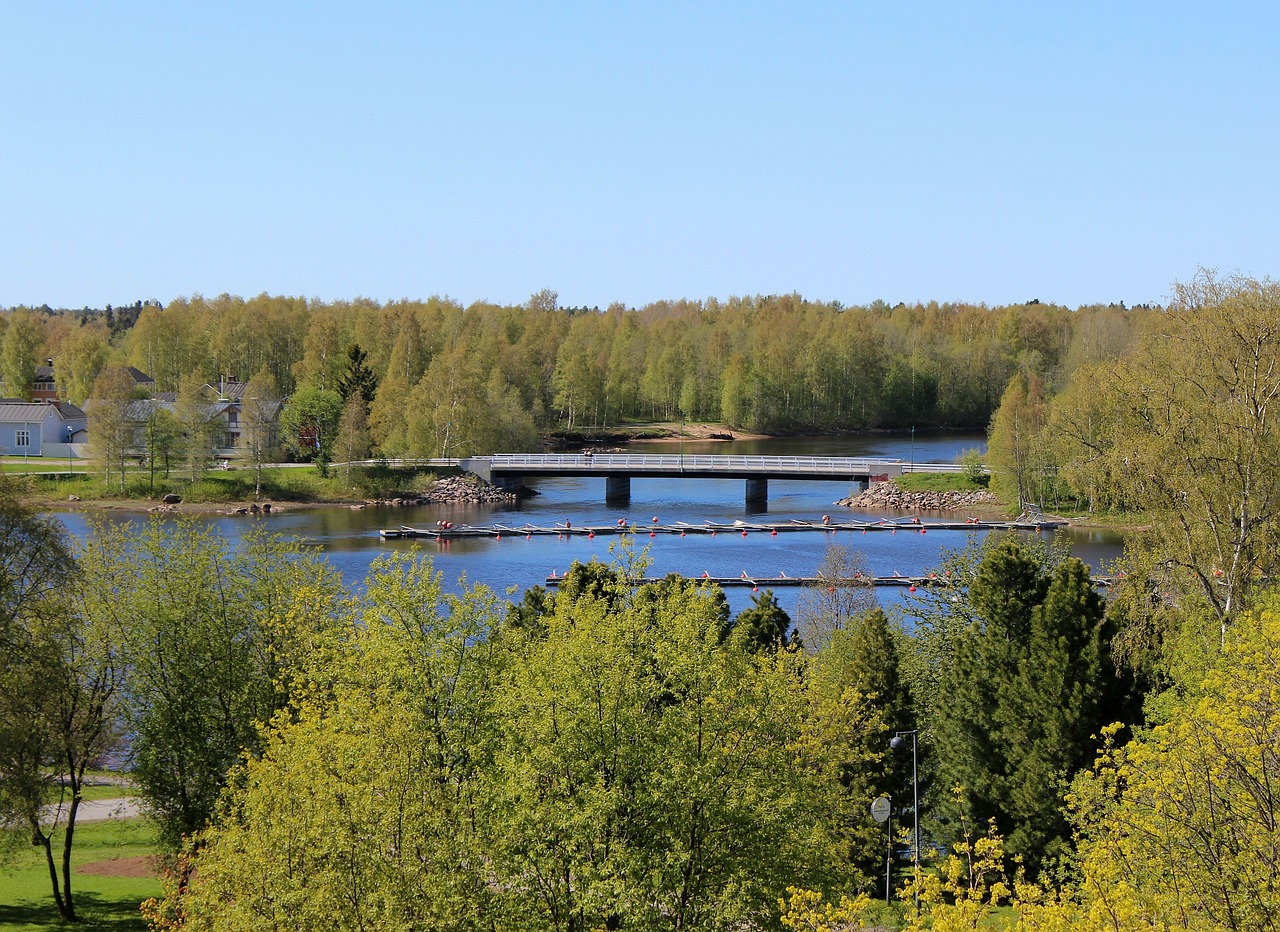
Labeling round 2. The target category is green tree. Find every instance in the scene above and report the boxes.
[986,372,1050,509]
[86,366,137,493]
[175,371,216,481]
[730,588,794,652]
[279,384,343,471]
[238,367,282,498]
[79,519,347,848]
[335,343,378,407]
[926,535,1121,874]
[1069,594,1280,930]
[808,606,915,885]
[56,322,109,406]
[154,558,874,930]
[0,484,123,923]
[0,308,44,401]
[1098,271,1280,637]
[142,405,182,491]
[333,391,371,484]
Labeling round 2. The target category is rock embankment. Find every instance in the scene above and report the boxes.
[838,482,999,512]
[359,475,534,508]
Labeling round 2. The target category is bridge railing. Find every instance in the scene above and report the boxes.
[488,453,925,474]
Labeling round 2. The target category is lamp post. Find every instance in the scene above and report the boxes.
[909,425,915,472]
[891,730,920,913]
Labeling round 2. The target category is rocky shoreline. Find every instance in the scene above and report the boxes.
[355,475,535,509]
[837,482,1001,513]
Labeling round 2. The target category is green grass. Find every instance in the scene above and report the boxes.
[0,818,161,931]
[0,459,88,475]
[896,472,990,493]
[25,461,454,507]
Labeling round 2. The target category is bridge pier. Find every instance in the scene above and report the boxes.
[745,477,768,506]
[605,476,631,505]
[493,475,524,494]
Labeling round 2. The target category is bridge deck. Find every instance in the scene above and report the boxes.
[478,453,960,480]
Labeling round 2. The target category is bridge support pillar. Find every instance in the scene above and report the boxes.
[605,476,631,505]
[745,478,768,506]
[493,475,523,493]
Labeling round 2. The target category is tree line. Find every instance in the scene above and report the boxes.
[4,291,1150,457]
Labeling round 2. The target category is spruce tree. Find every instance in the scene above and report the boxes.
[930,534,1122,875]
[336,344,379,407]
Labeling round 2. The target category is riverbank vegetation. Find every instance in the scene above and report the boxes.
[8,466,1277,929]
[4,291,1146,461]
[13,461,470,510]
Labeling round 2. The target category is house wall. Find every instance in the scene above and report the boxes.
[0,422,43,456]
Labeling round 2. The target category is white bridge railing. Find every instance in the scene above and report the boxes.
[486,453,963,475]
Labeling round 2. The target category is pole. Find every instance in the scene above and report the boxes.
[892,730,921,914]
[911,732,920,913]
[910,426,915,472]
[886,806,893,906]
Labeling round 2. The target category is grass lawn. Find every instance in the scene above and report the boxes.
[0,458,87,474]
[0,818,161,931]
[896,472,990,493]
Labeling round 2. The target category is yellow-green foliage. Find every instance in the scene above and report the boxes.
[157,554,881,931]
[1065,593,1280,930]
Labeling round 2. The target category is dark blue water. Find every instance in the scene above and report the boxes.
[52,433,1124,617]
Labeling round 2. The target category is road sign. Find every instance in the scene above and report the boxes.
[871,796,891,823]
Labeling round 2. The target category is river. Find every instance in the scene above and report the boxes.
[52,432,1125,618]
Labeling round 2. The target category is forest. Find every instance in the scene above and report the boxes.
[2,290,1146,458]
[4,272,1280,930]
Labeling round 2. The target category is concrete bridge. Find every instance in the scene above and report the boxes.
[458,453,963,505]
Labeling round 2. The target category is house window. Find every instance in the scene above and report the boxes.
[15,429,30,448]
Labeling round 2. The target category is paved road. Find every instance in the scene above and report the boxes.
[41,795,142,824]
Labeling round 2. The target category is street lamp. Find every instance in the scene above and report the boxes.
[891,730,920,913]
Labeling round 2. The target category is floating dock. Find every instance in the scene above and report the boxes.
[544,573,949,589]
[378,516,1065,541]
[540,572,1116,589]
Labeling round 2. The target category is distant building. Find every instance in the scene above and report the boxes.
[0,401,87,455]
[0,359,155,402]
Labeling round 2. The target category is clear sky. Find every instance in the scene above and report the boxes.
[3,1,1276,311]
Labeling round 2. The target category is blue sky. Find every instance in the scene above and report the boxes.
[3,1,1276,310]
